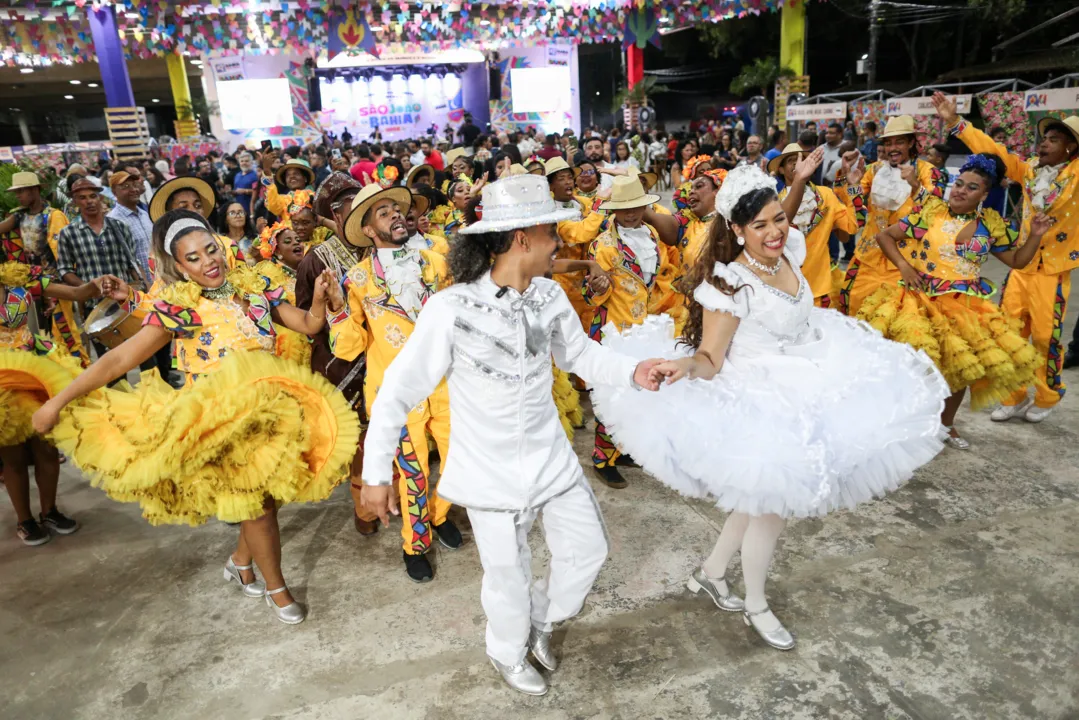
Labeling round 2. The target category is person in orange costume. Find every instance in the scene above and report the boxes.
[838,115,947,317]
[771,145,857,308]
[933,92,1079,423]
[327,183,461,584]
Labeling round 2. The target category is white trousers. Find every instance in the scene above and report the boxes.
[466,482,609,666]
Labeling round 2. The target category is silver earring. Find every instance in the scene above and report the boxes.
[737,236,745,246]
[977,200,984,213]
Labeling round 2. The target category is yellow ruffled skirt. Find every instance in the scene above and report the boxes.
[552,364,584,440]
[50,351,360,526]
[0,349,82,447]
[274,326,313,367]
[858,285,1040,409]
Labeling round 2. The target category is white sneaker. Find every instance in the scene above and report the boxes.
[1023,405,1053,423]
[990,397,1032,422]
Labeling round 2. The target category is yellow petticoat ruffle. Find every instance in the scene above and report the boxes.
[0,349,82,447]
[858,285,1040,409]
[50,351,360,526]
[552,364,583,440]
[275,326,313,367]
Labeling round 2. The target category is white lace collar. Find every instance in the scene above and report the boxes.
[618,224,658,277]
[792,186,819,232]
[870,163,914,212]
[1030,161,1067,211]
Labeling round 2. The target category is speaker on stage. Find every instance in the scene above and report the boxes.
[489,66,501,100]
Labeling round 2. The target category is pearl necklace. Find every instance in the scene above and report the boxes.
[744,253,781,276]
[202,279,237,300]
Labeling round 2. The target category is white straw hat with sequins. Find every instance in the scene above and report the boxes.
[458,174,580,234]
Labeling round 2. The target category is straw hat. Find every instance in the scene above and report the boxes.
[342,184,412,248]
[409,191,431,217]
[274,158,315,186]
[1036,115,1079,147]
[65,163,88,178]
[544,156,574,178]
[597,175,660,211]
[149,176,216,222]
[6,171,41,191]
[444,147,469,167]
[458,175,579,235]
[880,115,917,139]
[526,160,545,176]
[406,164,435,189]
[636,171,659,193]
[767,143,806,174]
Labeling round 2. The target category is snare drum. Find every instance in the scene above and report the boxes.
[85,299,142,350]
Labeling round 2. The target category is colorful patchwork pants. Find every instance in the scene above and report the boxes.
[999,269,1071,409]
[393,397,452,555]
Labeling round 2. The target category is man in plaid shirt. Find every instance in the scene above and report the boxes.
[57,177,143,303]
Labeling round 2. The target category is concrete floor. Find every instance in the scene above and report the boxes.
[3,274,1079,720]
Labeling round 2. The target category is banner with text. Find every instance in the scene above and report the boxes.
[1023,88,1079,113]
[786,102,847,121]
[886,95,971,116]
[319,73,463,142]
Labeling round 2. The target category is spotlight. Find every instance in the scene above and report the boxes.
[70,80,81,85]
[64,94,74,99]
[20,68,33,74]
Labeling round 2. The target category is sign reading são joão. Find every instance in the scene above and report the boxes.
[360,99,425,129]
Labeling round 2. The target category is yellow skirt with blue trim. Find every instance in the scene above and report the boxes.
[857,285,1040,409]
[50,350,360,526]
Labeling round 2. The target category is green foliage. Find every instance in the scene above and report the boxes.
[0,163,62,220]
[612,75,670,113]
[729,57,795,97]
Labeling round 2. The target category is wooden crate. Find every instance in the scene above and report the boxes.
[774,76,811,127]
[104,106,151,161]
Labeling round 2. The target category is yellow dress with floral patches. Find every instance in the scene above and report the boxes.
[0,263,83,446]
[48,268,360,527]
[255,260,312,367]
[857,194,1040,408]
[555,196,607,330]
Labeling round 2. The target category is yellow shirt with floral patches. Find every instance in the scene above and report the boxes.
[584,224,685,338]
[327,248,449,420]
[953,120,1079,276]
[848,159,942,269]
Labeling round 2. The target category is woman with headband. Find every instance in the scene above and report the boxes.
[251,221,312,367]
[590,165,949,651]
[858,153,1053,449]
[31,209,358,625]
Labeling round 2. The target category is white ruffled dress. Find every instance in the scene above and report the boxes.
[590,230,950,518]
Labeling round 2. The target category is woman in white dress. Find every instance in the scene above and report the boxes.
[590,165,949,650]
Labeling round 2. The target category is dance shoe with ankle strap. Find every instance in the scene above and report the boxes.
[743,606,796,651]
[686,567,745,612]
[224,556,266,598]
[264,586,305,625]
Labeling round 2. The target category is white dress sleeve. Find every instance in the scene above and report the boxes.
[692,262,751,319]
[784,227,808,266]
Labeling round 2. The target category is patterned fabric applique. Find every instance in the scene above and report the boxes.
[1048,278,1066,399]
[395,425,433,554]
[143,301,203,338]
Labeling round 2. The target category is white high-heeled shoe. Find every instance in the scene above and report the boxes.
[264,586,305,625]
[223,556,266,598]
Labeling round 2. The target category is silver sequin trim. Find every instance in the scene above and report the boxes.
[523,283,561,312]
[453,347,520,383]
[524,363,550,384]
[453,317,519,359]
[446,293,517,324]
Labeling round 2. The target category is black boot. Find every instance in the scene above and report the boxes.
[403,551,434,583]
[614,454,639,468]
[596,465,627,489]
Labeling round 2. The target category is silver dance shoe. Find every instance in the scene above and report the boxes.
[489,657,548,696]
[686,567,745,612]
[943,426,970,451]
[223,556,266,598]
[743,606,796,651]
[529,626,558,671]
[264,586,306,625]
